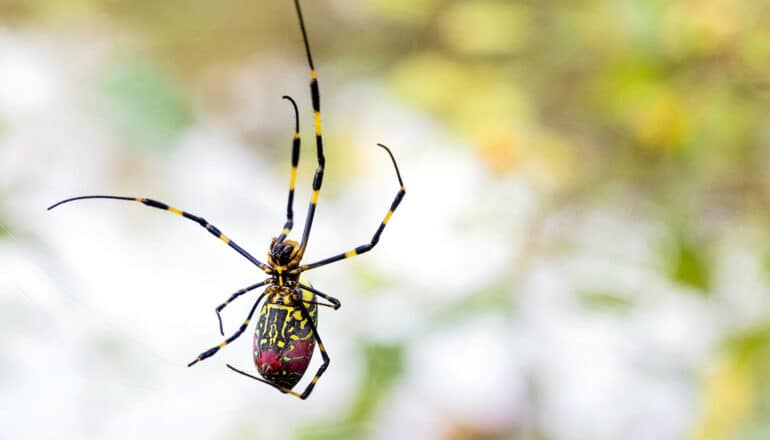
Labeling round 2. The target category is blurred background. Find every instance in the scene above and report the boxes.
[1,0,769,439]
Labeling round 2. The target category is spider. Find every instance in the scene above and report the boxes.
[48,0,405,400]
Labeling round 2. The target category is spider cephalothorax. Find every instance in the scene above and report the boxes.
[268,238,301,268]
[267,238,302,285]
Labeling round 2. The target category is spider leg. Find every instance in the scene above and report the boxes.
[188,292,266,367]
[295,0,326,254]
[301,144,405,271]
[298,283,340,310]
[48,195,270,271]
[226,363,288,393]
[302,300,337,309]
[276,95,301,243]
[215,279,270,336]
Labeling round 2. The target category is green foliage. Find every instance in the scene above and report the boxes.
[351,265,391,294]
[349,343,403,423]
[0,217,11,238]
[722,322,770,440]
[762,251,770,283]
[438,2,532,56]
[298,342,403,440]
[579,291,634,313]
[98,61,193,152]
[435,282,515,325]
[724,323,770,370]
[668,232,710,292]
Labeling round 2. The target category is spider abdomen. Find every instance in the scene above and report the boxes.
[253,286,318,389]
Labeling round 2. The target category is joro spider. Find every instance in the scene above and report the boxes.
[48,0,405,400]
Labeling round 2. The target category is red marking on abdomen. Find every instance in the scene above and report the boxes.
[257,350,281,374]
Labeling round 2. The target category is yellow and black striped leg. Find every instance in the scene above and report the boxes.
[215,279,270,336]
[301,144,405,271]
[299,283,341,310]
[276,95,301,243]
[295,0,326,254]
[48,195,270,272]
[226,298,330,399]
[188,292,266,367]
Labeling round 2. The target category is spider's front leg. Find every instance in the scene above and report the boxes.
[301,144,405,271]
[48,195,270,271]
